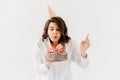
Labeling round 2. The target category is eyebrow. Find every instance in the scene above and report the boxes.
[49,26,54,28]
[49,26,59,29]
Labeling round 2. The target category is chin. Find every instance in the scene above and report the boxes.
[49,37,60,43]
[52,39,59,43]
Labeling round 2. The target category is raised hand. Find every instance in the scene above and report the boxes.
[80,34,91,53]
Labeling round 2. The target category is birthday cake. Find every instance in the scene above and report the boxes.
[45,43,67,62]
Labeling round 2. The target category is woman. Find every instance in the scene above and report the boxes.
[33,16,91,80]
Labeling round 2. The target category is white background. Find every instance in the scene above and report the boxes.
[0,0,120,80]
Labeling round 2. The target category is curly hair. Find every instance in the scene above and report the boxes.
[42,16,71,43]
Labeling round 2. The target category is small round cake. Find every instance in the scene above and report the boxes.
[46,43,67,62]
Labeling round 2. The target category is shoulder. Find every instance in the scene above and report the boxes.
[33,37,44,48]
[65,39,76,48]
[34,37,50,49]
[34,37,43,44]
[67,39,77,46]
[66,39,80,50]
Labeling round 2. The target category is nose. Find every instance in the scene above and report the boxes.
[53,30,57,34]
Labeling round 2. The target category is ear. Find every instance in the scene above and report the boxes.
[48,6,56,18]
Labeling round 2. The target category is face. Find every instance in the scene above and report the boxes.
[48,22,61,44]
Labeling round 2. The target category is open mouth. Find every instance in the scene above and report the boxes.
[53,36,57,38]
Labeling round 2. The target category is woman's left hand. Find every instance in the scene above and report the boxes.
[80,34,91,53]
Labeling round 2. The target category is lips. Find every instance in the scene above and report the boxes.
[53,36,57,38]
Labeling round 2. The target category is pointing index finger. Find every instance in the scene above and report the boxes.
[86,34,89,40]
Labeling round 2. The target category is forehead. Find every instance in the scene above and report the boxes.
[48,22,58,28]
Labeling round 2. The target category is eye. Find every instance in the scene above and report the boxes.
[50,28,54,31]
[56,28,60,31]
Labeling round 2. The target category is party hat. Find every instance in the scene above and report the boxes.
[48,6,56,18]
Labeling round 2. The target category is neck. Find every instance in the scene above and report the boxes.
[51,42,58,48]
